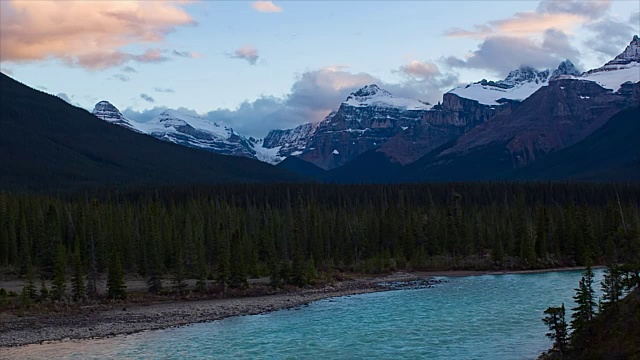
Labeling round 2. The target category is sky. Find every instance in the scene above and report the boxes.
[1,0,638,137]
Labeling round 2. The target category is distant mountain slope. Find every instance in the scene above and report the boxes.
[91,101,280,163]
[515,105,640,181]
[0,73,299,191]
[275,156,326,179]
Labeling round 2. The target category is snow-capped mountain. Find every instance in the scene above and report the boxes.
[92,102,277,161]
[262,122,319,161]
[260,84,433,169]
[343,84,432,110]
[261,84,434,169]
[578,35,640,92]
[431,36,640,170]
[91,101,138,131]
[448,60,581,106]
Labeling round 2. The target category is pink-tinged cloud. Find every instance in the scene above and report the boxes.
[445,12,585,39]
[0,0,196,69]
[444,0,609,39]
[397,61,441,79]
[230,45,259,65]
[251,1,282,13]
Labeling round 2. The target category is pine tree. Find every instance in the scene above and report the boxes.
[542,303,568,355]
[216,236,231,288]
[172,248,187,296]
[51,243,67,301]
[570,265,596,334]
[71,241,86,302]
[107,251,127,300]
[24,258,37,301]
[39,277,49,302]
[600,264,623,310]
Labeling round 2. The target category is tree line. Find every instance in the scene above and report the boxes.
[0,182,639,302]
[541,262,639,359]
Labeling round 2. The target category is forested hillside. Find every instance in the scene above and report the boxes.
[0,73,299,192]
[1,183,639,297]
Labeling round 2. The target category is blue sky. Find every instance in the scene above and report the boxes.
[1,0,638,136]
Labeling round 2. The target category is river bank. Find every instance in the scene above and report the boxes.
[0,272,424,348]
[0,267,590,349]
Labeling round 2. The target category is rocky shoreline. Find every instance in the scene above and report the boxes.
[0,272,436,348]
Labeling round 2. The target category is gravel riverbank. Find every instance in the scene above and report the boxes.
[0,272,429,348]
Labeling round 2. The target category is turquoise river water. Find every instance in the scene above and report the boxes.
[2,269,603,360]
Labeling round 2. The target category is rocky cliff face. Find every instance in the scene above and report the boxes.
[377,92,506,164]
[439,79,639,168]
[296,85,432,169]
[262,122,319,160]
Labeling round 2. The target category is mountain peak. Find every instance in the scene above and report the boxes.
[349,84,391,99]
[343,84,430,110]
[501,65,550,86]
[551,59,581,79]
[605,35,640,66]
[92,101,128,124]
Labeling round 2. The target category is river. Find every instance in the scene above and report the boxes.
[3,269,602,359]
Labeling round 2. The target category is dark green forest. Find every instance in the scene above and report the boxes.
[1,183,639,299]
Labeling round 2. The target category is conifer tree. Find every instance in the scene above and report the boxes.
[51,243,67,301]
[571,264,596,333]
[71,241,86,302]
[600,264,623,310]
[542,303,568,355]
[107,251,127,300]
[39,277,49,302]
[24,257,37,301]
[172,248,187,296]
[216,236,231,288]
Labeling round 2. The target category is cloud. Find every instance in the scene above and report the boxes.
[230,45,259,65]
[57,93,71,103]
[122,66,137,73]
[536,0,610,20]
[445,31,580,76]
[444,12,585,39]
[171,50,202,58]
[585,18,637,57]
[444,0,609,39]
[251,1,282,13]
[154,87,175,93]
[396,61,441,79]
[140,93,155,103]
[631,12,640,26]
[0,0,196,69]
[125,66,455,138]
[112,74,130,82]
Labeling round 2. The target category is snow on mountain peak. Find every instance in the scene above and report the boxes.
[343,84,431,110]
[91,101,138,131]
[92,100,125,120]
[551,60,581,79]
[448,64,553,106]
[605,35,640,66]
[501,66,550,87]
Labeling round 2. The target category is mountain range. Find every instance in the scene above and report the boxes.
[0,74,300,191]
[1,36,639,190]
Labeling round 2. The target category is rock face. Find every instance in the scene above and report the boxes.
[377,92,506,164]
[297,85,432,169]
[600,35,640,67]
[439,79,637,168]
[262,122,319,160]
